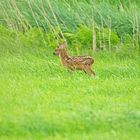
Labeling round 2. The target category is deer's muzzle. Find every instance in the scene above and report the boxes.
[53,52,56,55]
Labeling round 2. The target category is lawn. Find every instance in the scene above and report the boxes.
[0,48,140,140]
[0,0,140,139]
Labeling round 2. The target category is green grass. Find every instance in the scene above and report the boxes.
[0,48,140,140]
[0,1,140,139]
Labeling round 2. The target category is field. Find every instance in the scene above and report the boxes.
[0,0,140,140]
[0,46,140,139]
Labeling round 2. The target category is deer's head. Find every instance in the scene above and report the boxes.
[53,43,67,56]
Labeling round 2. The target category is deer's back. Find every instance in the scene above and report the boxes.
[65,56,94,68]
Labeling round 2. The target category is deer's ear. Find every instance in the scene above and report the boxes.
[62,44,66,48]
[61,44,66,49]
[57,42,61,48]
[57,43,64,49]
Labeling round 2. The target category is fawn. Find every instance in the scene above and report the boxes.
[53,43,95,76]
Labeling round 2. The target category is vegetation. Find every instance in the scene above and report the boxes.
[0,0,140,140]
[1,0,140,49]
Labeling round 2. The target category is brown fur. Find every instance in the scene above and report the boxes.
[53,43,95,76]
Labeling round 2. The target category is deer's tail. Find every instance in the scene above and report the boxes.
[86,58,94,65]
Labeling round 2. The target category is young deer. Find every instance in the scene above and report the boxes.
[53,43,95,76]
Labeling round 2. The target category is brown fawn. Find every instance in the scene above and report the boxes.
[53,43,95,76]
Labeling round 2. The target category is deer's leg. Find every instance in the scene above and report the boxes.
[83,66,92,76]
[68,68,73,73]
[67,66,74,73]
[90,68,95,76]
[84,66,95,76]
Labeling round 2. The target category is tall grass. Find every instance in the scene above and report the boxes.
[0,0,140,48]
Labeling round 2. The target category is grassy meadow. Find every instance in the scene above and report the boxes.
[0,0,140,140]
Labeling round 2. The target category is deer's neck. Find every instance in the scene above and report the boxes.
[59,50,69,65]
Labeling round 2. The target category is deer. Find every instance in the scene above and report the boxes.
[53,43,95,76]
